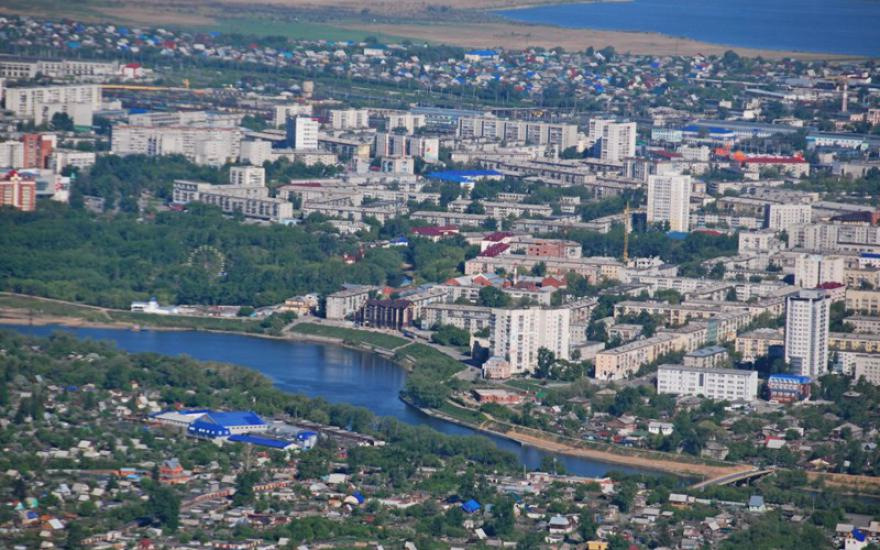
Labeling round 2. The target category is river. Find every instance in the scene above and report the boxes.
[497,0,880,57]
[4,324,649,478]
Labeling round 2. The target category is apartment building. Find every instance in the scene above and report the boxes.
[490,307,571,375]
[657,365,758,401]
[735,328,784,362]
[457,116,578,150]
[851,354,880,386]
[844,315,880,334]
[683,346,729,368]
[421,303,493,333]
[600,122,637,163]
[385,112,426,134]
[112,125,241,166]
[765,203,812,232]
[374,133,440,162]
[738,230,784,255]
[794,254,845,288]
[784,289,830,378]
[0,56,119,79]
[272,103,312,128]
[465,255,624,285]
[829,332,880,354]
[172,167,292,222]
[358,299,413,330]
[647,174,692,232]
[594,332,692,380]
[0,171,37,211]
[328,108,370,130]
[325,286,375,320]
[845,288,880,315]
[3,83,101,125]
[448,199,552,220]
[286,116,319,150]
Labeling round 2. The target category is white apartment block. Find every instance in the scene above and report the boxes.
[385,112,426,134]
[738,230,784,255]
[600,122,637,163]
[794,253,845,288]
[128,111,241,128]
[240,140,273,166]
[784,289,830,378]
[0,56,119,79]
[789,223,880,251]
[51,150,96,174]
[850,353,880,386]
[490,307,570,375]
[647,174,692,232]
[457,116,578,150]
[287,116,319,150]
[273,103,312,128]
[766,203,811,232]
[172,167,290,222]
[374,133,440,162]
[111,125,241,166]
[328,108,370,130]
[657,364,758,401]
[229,166,265,187]
[3,84,101,126]
[0,141,24,168]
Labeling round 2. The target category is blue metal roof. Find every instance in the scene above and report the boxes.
[228,434,294,449]
[461,499,481,513]
[466,49,498,56]
[203,411,266,427]
[426,170,502,184]
[769,374,812,384]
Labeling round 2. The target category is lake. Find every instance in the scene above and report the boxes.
[5,324,649,478]
[497,0,880,57]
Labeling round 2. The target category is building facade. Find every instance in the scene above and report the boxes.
[490,307,571,375]
[657,364,758,401]
[784,289,830,378]
[647,174,692,232]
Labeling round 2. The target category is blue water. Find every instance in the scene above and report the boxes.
[498,0,880,57]
[4,324,650,478]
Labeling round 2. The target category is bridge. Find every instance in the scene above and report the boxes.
[691,467,777,490]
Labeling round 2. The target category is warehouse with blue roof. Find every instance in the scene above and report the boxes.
[186,410,268,439]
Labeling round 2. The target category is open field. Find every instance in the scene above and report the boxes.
[0,0,861,59]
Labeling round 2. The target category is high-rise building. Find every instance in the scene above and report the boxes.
[0,171,37,211]
[286,116,319,150]
[490,307,570,375]
[794,253,845,288]
[3,84,101,126]
[647,174,692,232]
[21,133,55,169]
[600,122,637,163]
[784,289,830,378]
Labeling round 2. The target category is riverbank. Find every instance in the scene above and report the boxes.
[0,295,745,478]
[409,396,748,480]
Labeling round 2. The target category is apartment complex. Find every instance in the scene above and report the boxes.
[421,303,493,333]
[171,167,292,222]
[735,328,784,362]
[3,83,101,126]
[374,133,440,162]
[657,365,758,401]
[490,307,571,375]
[112,125,241,166]
[845,289,880,315]
[457,116,578,150]
[784,289,830,378]
[647,174,692,232]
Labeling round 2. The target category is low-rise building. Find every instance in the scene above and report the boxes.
[767,374,812,403]
[657,364,758,401]
[325,286,375,320]
[683,346,729,368]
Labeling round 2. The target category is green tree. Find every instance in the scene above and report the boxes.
[478,286,511,308]
[147,485,180,531]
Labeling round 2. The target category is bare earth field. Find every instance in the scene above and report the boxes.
[0,0,859,59]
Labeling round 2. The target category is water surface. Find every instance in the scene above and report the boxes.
[498,0,880,56]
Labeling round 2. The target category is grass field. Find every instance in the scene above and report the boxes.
[394,343,465,376]
[290,323,410,350]
[0,295,111,323]
[438,401,486,424]
[209,18,406,43]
